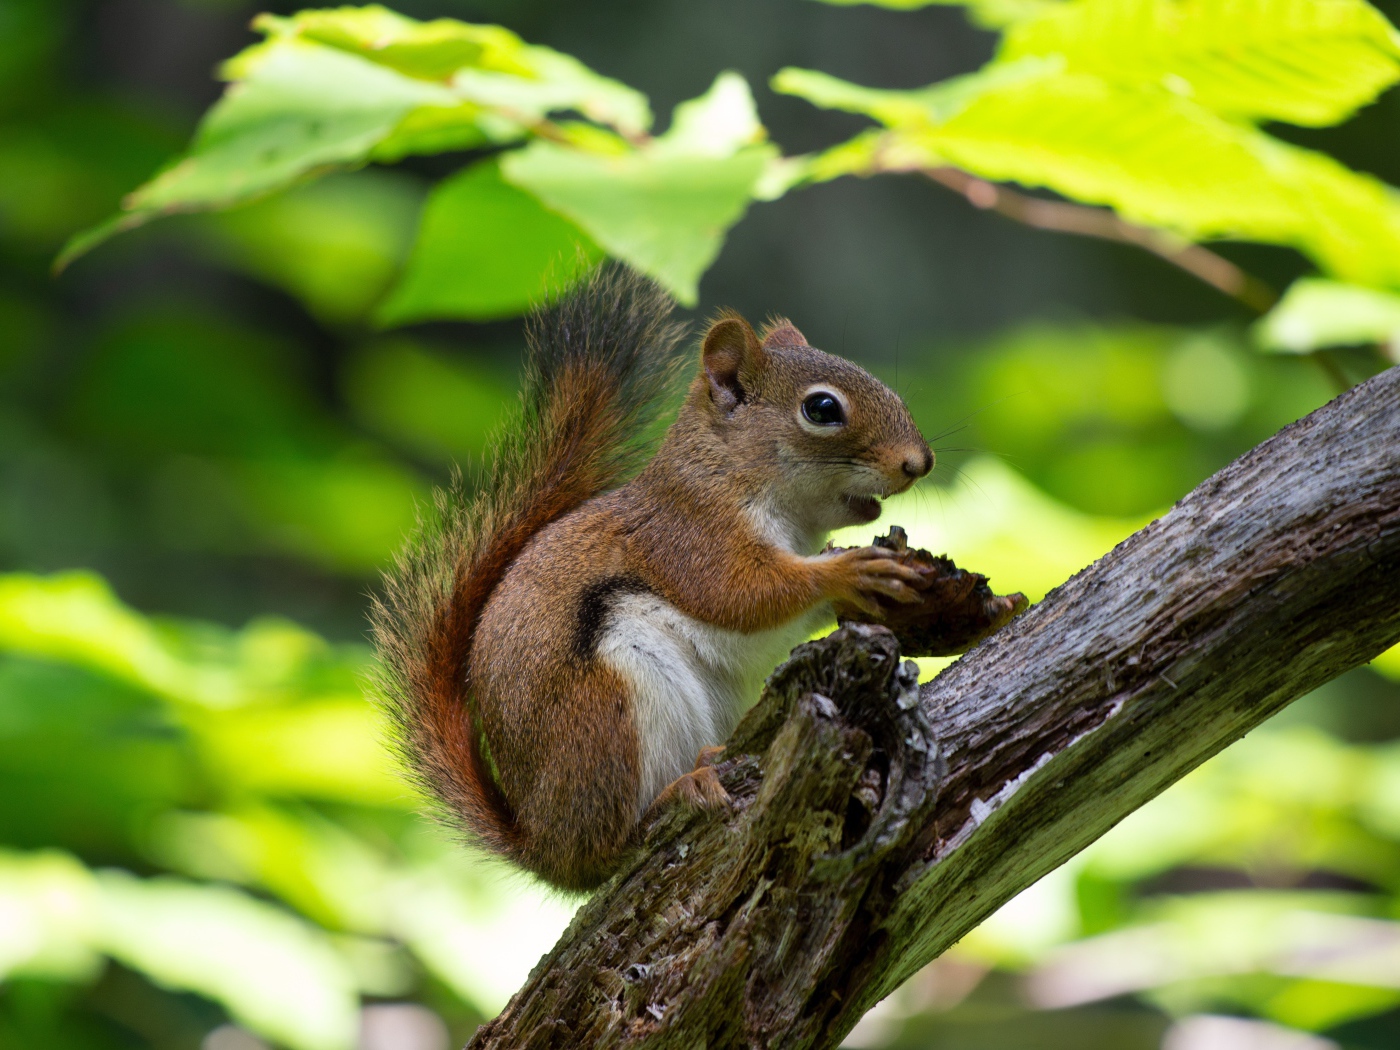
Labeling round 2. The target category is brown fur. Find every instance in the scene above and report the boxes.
[374,268,932,890]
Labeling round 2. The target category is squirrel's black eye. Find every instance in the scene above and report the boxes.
[801,391,846,427]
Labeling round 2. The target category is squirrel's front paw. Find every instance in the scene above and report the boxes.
[823,545,925,618]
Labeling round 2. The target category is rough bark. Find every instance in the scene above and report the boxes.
[468,365,1400,1050]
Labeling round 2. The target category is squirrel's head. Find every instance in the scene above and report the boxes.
[691,312,933,538]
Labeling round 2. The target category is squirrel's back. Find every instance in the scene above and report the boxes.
[369,266,685,869]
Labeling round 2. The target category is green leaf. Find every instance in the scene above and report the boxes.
[1001,0,1400,127]
[0,655,196,861]
[192,697,405,807]
[124,42,452,215]
[229,452,426,574]
[1254,277,1400,357]
[775,62,1400,289]
[148,805,393,934]
[57,6,652,267]
[367,102,493,163]
[247,6,537,81]
[0,572,229,709]
[377,159,599,325]
[57,41,453,267]
[774,58,1057,126]
[659,70,766,156]
[503,144,771,306]
[502,73,775,304]
[390,857,578,1015]
[251,6,650,135]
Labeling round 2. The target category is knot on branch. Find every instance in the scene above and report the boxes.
[721,624,944,871]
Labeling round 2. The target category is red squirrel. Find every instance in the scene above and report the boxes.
[372,267,933,891]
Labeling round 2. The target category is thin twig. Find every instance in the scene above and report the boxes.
[922,166,1278,314]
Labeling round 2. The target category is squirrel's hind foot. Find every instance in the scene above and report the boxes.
[643,749,733,830]
[670,765,731,810]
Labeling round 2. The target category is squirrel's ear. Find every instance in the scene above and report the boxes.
[760,318,808,349]
[702,314,766,413]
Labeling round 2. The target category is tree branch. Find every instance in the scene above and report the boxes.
[468,366,1400,1050]
[922,166,1279,315]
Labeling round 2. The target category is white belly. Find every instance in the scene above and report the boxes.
[596,591,829,814]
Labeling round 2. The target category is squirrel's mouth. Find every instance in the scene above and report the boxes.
[846,494,883,522]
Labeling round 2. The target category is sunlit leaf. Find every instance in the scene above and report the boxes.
[1255,278,1400,357]
[0,849,101,982]
[246,6,536,81]
[774,61,1400,288]
[1374,645,1400,682]
[0,655,196,859]
[503,142,771,305]
[368,102,492,162]
[503,74,775,304]
[0,573,239,709]
[0,572,369,712]
[376,159,599,325]
[1022,892,1398,1011]
[1,849,363,1050]
[658,71,766,157]
[251,6,650,134]
[388,857,577,1015]
[98,870,359,1050]
[1083,727,1395,885]
[1001,0,1400,127]
[1265,978,1400,1032]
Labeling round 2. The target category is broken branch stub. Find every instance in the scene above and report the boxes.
[469,624,944,1049]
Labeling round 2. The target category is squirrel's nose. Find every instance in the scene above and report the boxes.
[902,448,934,480]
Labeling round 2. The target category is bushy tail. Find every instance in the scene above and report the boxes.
[370,265,685,861]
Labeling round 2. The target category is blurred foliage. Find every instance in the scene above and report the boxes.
[2,0,1400,1048]
[0,573,575,1049]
